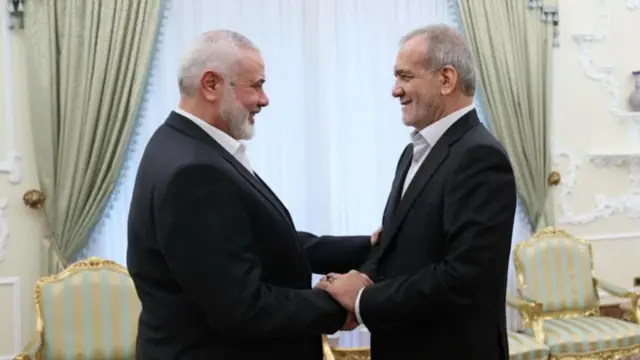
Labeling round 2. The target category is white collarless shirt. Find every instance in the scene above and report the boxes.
[174,108,254,173]
[355,103,475,326]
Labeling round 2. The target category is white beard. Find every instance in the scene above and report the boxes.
[220,88,254,140]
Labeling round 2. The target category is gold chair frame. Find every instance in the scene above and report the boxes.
[508,227,640,360]
[14,257,130,360]
[322,334,370,360]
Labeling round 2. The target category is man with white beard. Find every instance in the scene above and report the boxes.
[127,30,375,360]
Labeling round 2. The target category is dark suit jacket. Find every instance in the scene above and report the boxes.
[359,110,516,360]
[127,111,371,360]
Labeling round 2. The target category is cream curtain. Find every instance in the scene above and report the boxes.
[457,0,554,230]
[23,0,163,274]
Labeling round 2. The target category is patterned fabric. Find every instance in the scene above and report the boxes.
[508,331,549,360]
[526,316,640,355]
[515,236,597,313]
[39,268,141,359]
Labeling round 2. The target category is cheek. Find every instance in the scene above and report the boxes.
[244,92,262,108]
[418,87,438,103]
[236,93,256,110]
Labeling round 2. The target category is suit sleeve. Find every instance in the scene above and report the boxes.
[156,164,347,338]
[358,145,517,330]
[358,241,381,276]
[297,232,371,274]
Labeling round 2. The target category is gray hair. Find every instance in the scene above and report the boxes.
[177,30,258,96]
[400,24,476,96]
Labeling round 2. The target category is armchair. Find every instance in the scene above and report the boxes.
[508,227,640,360]
[14,257,141,360]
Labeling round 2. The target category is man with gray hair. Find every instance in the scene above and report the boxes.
[317,24,516,359]
[127,30,375,360]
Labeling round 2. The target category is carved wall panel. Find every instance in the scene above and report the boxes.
[553,0,640,229]
[0,8,20,184]
[0,277,22,360]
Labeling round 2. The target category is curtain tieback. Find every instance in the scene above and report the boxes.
[44,233,68,269]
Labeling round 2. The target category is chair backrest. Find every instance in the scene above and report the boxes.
[513,228,599,316]
[35,257,141,359]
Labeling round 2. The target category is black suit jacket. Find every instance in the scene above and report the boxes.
[359,110,516,359]
[127,111,371,360]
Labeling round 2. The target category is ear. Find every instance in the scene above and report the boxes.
[200,70,224,101]
[439,65,458,96]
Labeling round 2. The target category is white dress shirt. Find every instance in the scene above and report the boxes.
[174,108,254,173]
[354,104,475,326]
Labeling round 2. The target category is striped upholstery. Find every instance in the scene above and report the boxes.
[508,331,549,360]
[525,316,640,355]
[515,235,597,313]
[39,268,141,359]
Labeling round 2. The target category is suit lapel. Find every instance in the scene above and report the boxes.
[377,111,482,257]
[382,144,413,226]
[165,112,294,226]
[377,144,449,257]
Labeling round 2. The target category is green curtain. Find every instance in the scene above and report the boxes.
[458,0,555,230]
[23,0,163,274]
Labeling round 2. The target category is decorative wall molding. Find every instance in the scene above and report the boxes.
[553,147,640,224]
[554,1,640,225]
[590,153,640,168]
[587,152,640,220]
[0,198,7,263]
[0,277,22,360]
[590,152,640,189]
[0,5,21,184]
[579,231,640,241]
[572,0,640,148]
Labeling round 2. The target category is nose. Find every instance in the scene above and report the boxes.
[392,85,404,98]
[259,91,269,107]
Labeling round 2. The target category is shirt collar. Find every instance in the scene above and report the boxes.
[411,104,475,147]
[174,108,246,156]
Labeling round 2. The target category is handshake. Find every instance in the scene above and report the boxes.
[314,270,373,331]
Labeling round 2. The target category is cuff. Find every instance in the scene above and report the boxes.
[355,287,365,325]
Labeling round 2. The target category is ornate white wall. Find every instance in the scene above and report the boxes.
[552,0,640,286]
[0,9,43,359]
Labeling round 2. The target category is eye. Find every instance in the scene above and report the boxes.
[252,80,265,90]
[396,74,412,82]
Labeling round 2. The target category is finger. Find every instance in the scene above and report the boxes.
[314,281,329,290]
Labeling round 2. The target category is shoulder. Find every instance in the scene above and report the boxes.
[451,124,511,166]
[155,162,243,212]
[140,127,239,197]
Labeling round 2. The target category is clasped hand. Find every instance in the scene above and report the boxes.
[315,270,372,331]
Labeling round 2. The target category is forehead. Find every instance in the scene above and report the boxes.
[236,49,265,81]
[395,36,428,70]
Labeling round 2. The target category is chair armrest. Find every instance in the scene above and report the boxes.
[596,277,640,324]
[13,331,43,360]
[506,295,546,343]
[322,335,336,360]
[595,277,637,298]
[507,294,543,315]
